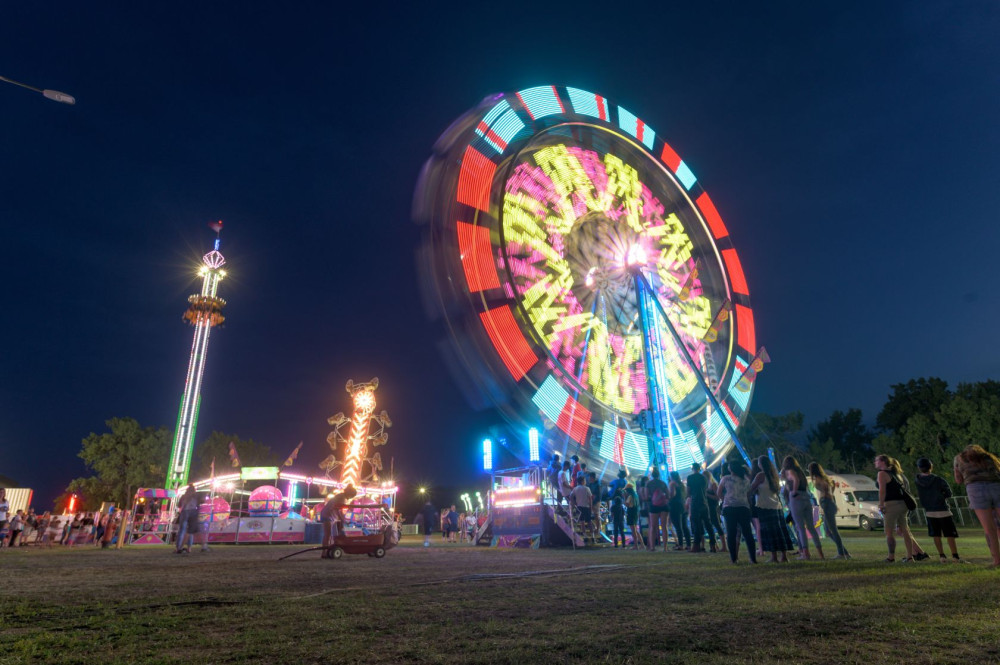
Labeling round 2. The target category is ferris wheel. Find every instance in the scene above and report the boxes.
[415,85,765,475]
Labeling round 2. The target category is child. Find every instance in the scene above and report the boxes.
[611,494,625,547]
[914,458,963,562]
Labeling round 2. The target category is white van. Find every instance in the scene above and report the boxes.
[824,474,883,530]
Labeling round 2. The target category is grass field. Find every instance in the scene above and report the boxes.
[2,529,999,664]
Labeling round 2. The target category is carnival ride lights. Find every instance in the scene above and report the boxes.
[167,221,227,490]
[415,85,769,477]
[321,378,392,490]
[528,427,540,462]
[493,485,542,508]
[483,439,493,471]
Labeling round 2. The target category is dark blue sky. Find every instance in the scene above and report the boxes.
[3,3,999,506]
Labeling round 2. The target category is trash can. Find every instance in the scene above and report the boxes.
[304,522,323,544]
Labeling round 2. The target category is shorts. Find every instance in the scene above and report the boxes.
[626,508,638,526]
[926,516,959,539]
[966,481,1000,511]
[649,505,669,514]
[577,507,592,522]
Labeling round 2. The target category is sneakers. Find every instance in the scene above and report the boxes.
[423,541,431,547]
[939,555,948,563]
[914,552,930,561]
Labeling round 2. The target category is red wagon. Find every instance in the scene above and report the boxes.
[325,503,399,560]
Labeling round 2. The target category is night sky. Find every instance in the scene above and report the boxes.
[3,4,999,507]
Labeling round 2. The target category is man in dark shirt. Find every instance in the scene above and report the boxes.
[687,463,714,553]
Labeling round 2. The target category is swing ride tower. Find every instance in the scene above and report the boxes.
[166,222,227,490]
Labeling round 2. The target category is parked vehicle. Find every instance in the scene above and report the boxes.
[824,474,884,530]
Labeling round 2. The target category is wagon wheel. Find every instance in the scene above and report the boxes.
[374,547,386,558]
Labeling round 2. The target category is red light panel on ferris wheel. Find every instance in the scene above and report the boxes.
[457,221,500,292]
[479,305,537,380]
[556,396,592,444]
[457,145,496,212]
[660,141,682,171]
[566,87,609,121]
[695,192,729,240]
[516,85,565,120]
[735,304,755,354]
[659,141,698,190]
[721,249,749,296]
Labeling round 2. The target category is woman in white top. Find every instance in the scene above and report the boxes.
[750,456,793,563]
[717,462,757,564]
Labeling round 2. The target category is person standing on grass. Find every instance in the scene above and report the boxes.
[809,462,850,559]
[646,468,670,551]
[875,454,922,563]
[175,484,202,554]
[704,467,726,554]
[687,463,714,553]
[624,482,641,549]
[446,506,459,542]
[8,510,23,547]
[914,458,963,563]
[667,471,690,550]
[611,492,625,547]
[752,456,793,563]
[782,456,824,560]
[718,461,757,564]
[420,499,437,548]
[953,445,1000,568]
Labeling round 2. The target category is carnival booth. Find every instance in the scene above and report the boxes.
[188,467,398,545]
[128,488,177,545]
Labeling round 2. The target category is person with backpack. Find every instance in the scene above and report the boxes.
[668,471,691,550]
[646,467,670,552]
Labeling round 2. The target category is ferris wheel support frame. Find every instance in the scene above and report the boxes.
[634,270,752,466]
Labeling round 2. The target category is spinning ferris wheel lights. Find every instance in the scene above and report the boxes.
[416,84,768,474]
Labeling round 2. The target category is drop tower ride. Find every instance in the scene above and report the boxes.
[166,221,227,490]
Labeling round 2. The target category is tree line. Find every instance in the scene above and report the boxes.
[741,377,1000,492]
[59,419,281,511]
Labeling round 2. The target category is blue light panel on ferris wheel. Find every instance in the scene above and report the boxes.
[617,106,656,150]
[565,87,609,120]
[531,374,569,424]
[476,100,525,153]
[598,422,649,470]
[727,357,752,412]
[669,427,703,471]
[516,86,564,120]
[704,407,738,450]
[674,161,697,190]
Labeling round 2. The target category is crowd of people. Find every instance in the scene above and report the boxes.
[540,444,1000,567]
[0,489,122,549]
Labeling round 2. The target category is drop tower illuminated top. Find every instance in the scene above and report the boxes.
[166,221,227,490]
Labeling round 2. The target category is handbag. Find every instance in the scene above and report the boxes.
[894,473,917,511]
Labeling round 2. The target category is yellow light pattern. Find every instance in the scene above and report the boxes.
[502,143,717,413]
[340,381,378,489]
